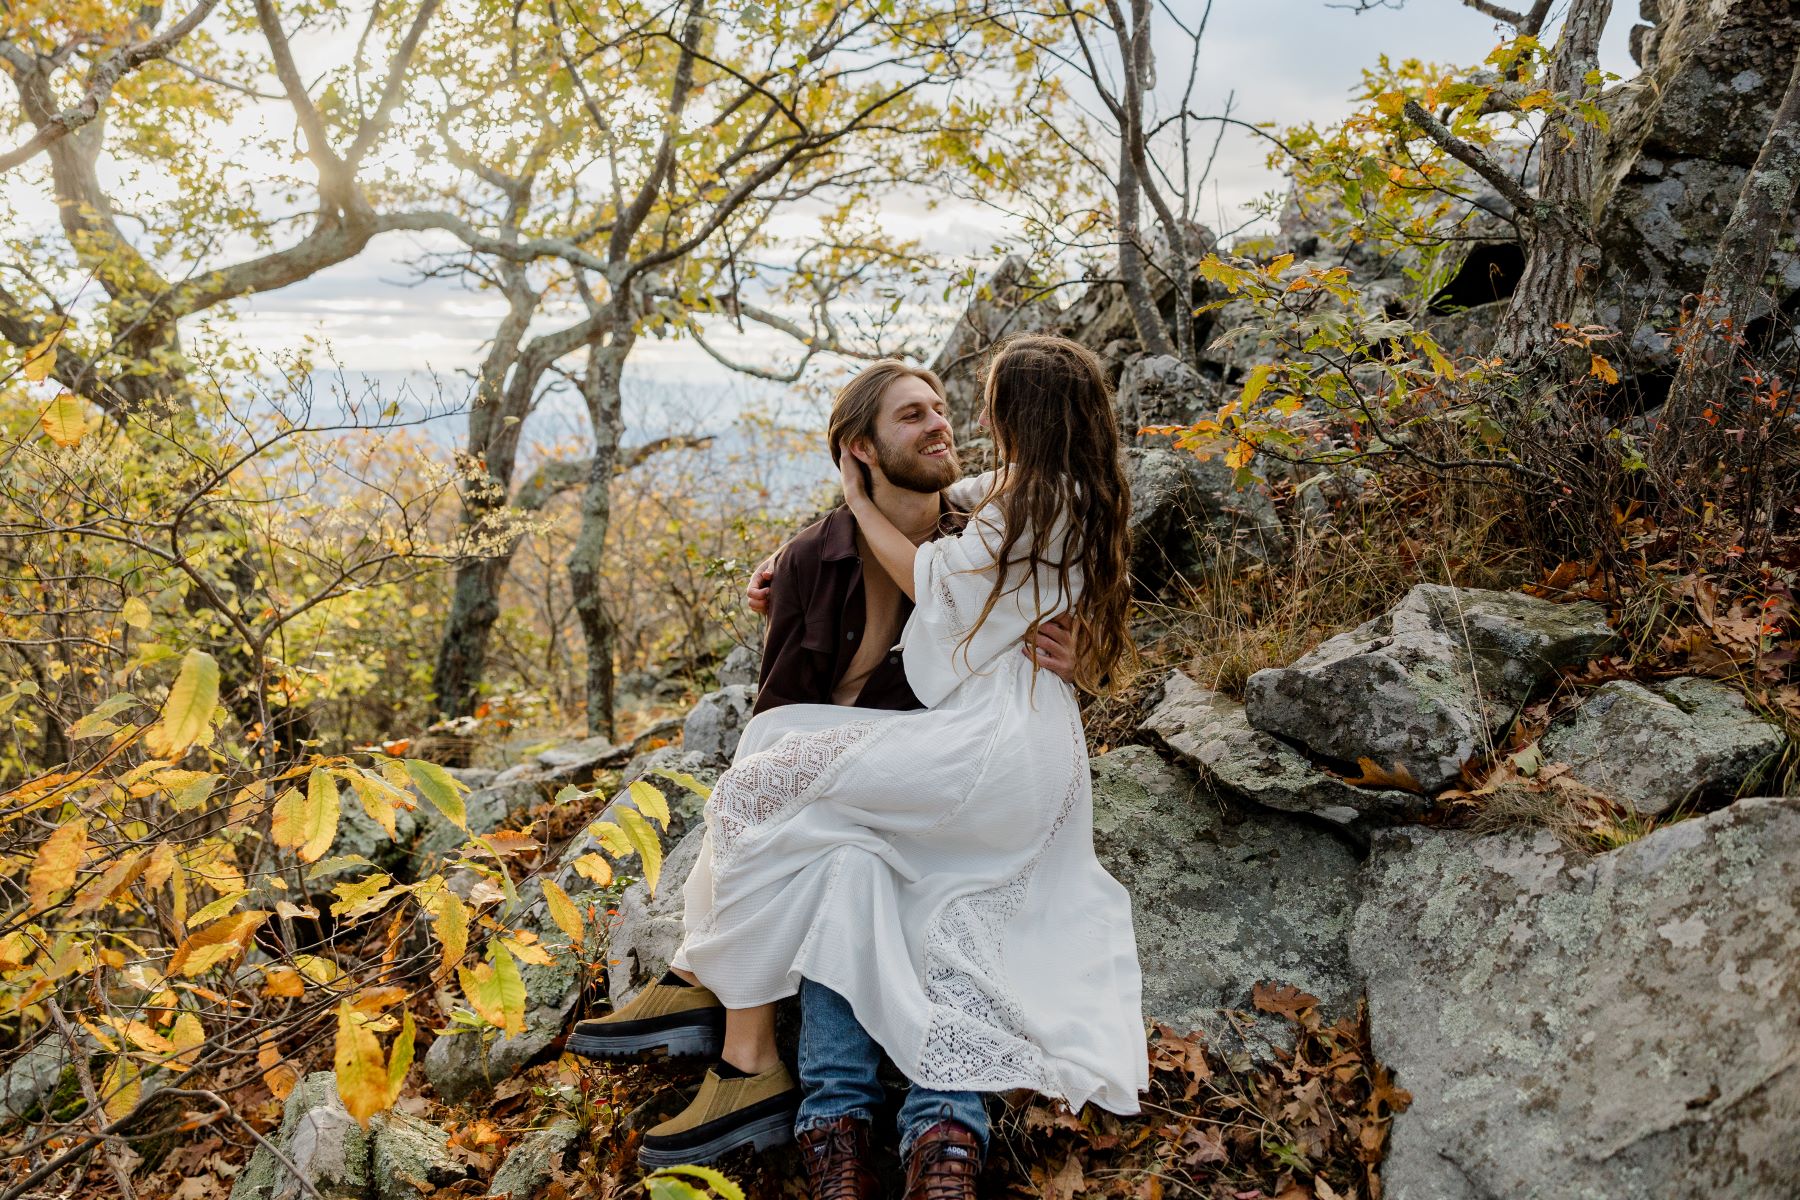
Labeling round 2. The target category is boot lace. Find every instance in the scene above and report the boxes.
[803,1123,869,1200]
[907,1136,978,1200]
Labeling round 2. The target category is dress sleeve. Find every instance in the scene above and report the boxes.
[942,470,996,514]
[901,495,1078,707]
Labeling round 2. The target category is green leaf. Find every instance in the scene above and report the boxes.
[650,1165,747,1200]
[644,1179,710,1200]
[145,650,219,759]
[648,766,713,801]
[1239,363,1273,408]
[405,759,466,830]
[67,693,139,739]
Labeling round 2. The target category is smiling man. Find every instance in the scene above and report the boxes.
[571,360,1075,1198]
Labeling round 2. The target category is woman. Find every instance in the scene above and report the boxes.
[589,335,1146,1171]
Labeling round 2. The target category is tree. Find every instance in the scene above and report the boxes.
[407,0,1037,735]
[1,0,445,413]
[1652,47,1800,485]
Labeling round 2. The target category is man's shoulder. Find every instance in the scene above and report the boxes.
[781,506,856,570]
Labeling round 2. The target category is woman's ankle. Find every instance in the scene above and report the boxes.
[719,1046,783,1075]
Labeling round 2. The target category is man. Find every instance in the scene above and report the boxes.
[573,361,1074,1198]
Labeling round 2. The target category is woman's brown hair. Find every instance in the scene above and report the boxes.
[962,334,1134,694]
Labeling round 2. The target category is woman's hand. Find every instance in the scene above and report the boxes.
[1025,614,1079,684]
[745,552,779,616]
[839,447,873,512]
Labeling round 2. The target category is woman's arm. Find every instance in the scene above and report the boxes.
[840,454,923,601]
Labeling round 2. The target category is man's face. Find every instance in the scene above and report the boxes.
[859,375,959,493]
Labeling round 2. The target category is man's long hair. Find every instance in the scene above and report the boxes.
[961,334,1134,694]
[826,360,947,466]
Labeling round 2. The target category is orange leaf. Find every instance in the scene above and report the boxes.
[1340,755,1423,792]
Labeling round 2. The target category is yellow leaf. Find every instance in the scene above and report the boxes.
[29,818,89,911]
[144,650,219,760]
[169,910,268,976]
[121,597,152,629]
[330,873,398,920]
[405,759,466,829]
[649,767,713,801]
[350,986,409,1015]
[1225,440,1255,471]
[618,808,663,896]
[170,1012,204,1069]
[626,780,671,828]
[262,966,306,998]
[540,878,584,949]
[100,1056,139,1122]
[570,853,613,888]
[186,888,249,927]
[22,328,61,382]
[271,769,341,864]
[334,1003,391,1125]
[500,934,554,967]
[1590,353,1619,385]
[587,820,633,858]
[259,1042,299,1099]
[344,770,404,840]
[424,885,468,978]
[141,841,177,891]
[1239,364,1273,409]
[39,393,89,447]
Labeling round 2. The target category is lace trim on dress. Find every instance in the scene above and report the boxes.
[707,721,883,869]
[912,703,1088,1094]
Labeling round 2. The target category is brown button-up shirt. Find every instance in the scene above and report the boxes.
[754,502,963,715]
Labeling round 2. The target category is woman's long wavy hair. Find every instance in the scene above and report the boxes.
[960,334,1134,694]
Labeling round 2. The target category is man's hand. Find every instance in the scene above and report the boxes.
[1025,615,1079,684]
[746,552,778,616]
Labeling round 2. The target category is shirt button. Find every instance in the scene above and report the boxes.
[846,630,857,641]
[888,654,898,665]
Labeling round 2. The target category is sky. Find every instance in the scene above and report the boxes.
[10,1,1641,430]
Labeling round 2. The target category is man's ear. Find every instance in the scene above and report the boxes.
[846,437,873,466]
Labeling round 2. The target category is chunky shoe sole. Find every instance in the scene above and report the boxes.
[637,1107,797,1167]
[567,1012,724,1060]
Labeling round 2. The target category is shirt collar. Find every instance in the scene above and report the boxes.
[821,491,964,563]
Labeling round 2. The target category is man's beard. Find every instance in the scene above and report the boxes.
[873,431,959,492]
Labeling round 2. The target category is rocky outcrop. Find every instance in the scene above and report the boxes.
[368,1110,475,1200]
[681,685,755,766]
[1141,670,1425,825]
[0,1034,69,1123]
[1540,676,1788,815]
[1245,585,1616,792]
[1116,354,1221,432]
[1089,747,1361,1059]
[716,644,761,688]
[1352,796,1800,1199]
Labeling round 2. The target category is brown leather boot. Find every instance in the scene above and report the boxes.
[902,1120,981,1200]
[796,1116,879,1200]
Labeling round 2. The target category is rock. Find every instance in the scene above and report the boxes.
[486,1120,580,1198]
[716,643,761,689]
[930,254,1064,437]
[449,767,498,791]
[1540,677,1788,816]
[534,736,620,774]
[1353,797,1800,1199]
[1141,671,1424,825]
[1116,353,1220,433]
[681,685,755,766]
[1088,747,1361,1059]
[422,764,711,1102]
[606,825,708,1008]
[1124,447,1286,590]
[369,1110,473,1200]
[1245,585,1616,793]
[230,1072,371,1200]
[0,1034,71,1123]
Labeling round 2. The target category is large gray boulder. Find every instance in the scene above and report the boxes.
[1116,354,1220,434]
[682,685,755,766]
[1353,797,1800,1199]
[0,1034,71,1123]
[1089,747,1360,1060]
[716,643,761,689]
[1124,447,1286,589]
[606,825,708,1008]
[1141,670,1425,826]
[1540,677,1788,815]
[230,1072,372,1200]
[368,1110,474,1200]
[1245,585,1615,792]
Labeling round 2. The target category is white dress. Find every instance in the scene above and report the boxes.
[670,474,1147,1115]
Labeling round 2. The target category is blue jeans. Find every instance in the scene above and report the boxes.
[794,978,989,1161]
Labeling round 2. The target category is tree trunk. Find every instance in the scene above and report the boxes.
[567,336,630,739]
[431,266,539,718]
[1494,0,1615,373]
[1653,47,1800,478]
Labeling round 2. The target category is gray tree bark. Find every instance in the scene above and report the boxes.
[1653,47,1800,478]
[1492,0,1616,371]
[566,337,631,739]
